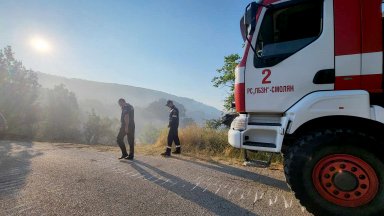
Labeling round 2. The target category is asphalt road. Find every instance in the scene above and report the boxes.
[0,141,312,216]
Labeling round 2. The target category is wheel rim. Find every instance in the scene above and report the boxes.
[312,154,379,207]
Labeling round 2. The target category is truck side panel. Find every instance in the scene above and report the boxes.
[334,0,383,92]
[361,0,382,91]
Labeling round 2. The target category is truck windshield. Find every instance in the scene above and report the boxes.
[254,0,323,68]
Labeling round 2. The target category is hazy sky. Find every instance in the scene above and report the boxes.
[0,0,250,110]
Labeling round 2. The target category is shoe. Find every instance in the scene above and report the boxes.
[172,149,181,154]
[125,155,134,160]
[161,152,171,157]
[118,155,128,159]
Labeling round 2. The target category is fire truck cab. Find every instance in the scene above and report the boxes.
[229,0,384,215]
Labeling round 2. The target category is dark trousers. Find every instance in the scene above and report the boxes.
[167,126,180,148]
[117,127,135,156]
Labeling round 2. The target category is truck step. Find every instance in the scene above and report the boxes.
[243,141,276,148]
[248,122,282,126]
[243,150,274,168]
[241,116,288,153]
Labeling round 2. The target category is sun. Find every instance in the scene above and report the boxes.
[30,36,52,53]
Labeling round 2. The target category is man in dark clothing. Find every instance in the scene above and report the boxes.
[161,100,181,157]
[117,98,135,160]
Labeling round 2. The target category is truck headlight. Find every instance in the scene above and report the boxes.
[231,116,247,131]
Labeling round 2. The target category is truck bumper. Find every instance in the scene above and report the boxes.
[228,129,242,149]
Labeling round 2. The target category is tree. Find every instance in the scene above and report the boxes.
[0,46,40,137]
[83,109,117,144]
[181,117,195,128]
[39,84,81,142]
[139,124,162,144]
[211,54,241,111]
[83,110,102,144]
[204,118,223,130]
[143,98,186,122]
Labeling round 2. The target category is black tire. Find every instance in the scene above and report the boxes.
[284,129,384,216]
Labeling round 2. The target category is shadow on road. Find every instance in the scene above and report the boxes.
[126,160,258,216]
[0,140,42,198]
[172,157,290,192]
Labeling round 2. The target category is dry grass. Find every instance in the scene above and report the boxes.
[34,124,284,169]
[54,124,285,168]
[138,124,283,167]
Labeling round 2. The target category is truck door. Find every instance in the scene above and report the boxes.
[334,0,383,93]
[245,0,335,113]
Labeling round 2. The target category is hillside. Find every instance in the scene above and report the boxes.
[37,72,221,125]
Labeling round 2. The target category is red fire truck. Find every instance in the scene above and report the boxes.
[229,0,384,215]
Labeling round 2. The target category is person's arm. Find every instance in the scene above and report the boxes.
[169,109,177,127]
[168,113,171,128]
[124,114,130,133]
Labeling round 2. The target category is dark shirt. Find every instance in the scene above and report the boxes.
[168,106,179,128]
[121,103,135,129]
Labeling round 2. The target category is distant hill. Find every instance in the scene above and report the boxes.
[36,72,221,125]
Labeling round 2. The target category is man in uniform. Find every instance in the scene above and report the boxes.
[117,98,135,160]
[161,100,181,157]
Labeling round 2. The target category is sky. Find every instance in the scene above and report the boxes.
[0,0,251,110]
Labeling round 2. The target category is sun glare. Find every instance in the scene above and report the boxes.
[30,36,52,53]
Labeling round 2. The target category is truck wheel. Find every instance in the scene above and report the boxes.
[284,129,384,216]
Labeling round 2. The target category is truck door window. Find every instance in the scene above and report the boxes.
[254,1,323,68]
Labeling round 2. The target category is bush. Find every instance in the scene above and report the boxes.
[83,110,119,145]
[139,124,163,144]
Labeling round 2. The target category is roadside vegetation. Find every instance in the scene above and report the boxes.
[0,45,282,167]
[0,46,195,145]
[137,124,283,166]
[138,53,283,166]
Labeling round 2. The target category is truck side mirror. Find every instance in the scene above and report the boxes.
[241,2,258,41]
